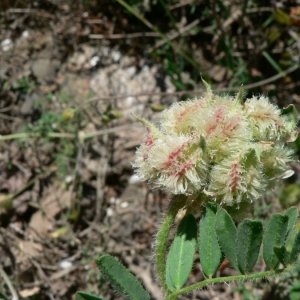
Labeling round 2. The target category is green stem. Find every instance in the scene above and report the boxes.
[0,132,76,140]
[155,195,187,293]
[164,269,284,300]
[115,0,201,71]
[0,265,18,300]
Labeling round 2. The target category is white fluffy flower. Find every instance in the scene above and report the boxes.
[134,83,297,205]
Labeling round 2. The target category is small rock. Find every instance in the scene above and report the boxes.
[111,50,121,62]
[60,260,72,269]
[22,30,29,39]
[1,38,13,52]
[32,59,58,83]
[0,68,7,78]
[128,174,140,184]
[20,93,40,116]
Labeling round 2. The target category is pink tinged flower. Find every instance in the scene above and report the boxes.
[205,105,226,137]
[160,158,201,194]
[133,116,163,181]
[163,143,186,168]
[145,127,155,147]
[244,96,291,141]
[260,145,293,185]
[208,154,263,205]
[244,166,262,200]
[208,158,243,204]
[146,135,207,194]
[134,81,297,205]
[228,162,241,193]
[222,116,241,137]
[162,99,206,134]
[205,111,250,160]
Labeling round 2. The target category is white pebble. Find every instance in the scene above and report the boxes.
[106,207,113,217]
[60,260,72,269]
[128,174,140,184]
[1,38,13,52]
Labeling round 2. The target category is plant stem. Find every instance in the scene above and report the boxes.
[0,265,18,300]
[115,0,201,71]
[155,195,187,294]
[164,269,284,300]
[0,132,76,140]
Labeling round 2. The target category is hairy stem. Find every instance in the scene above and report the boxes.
[164,269,284,300]
[155,195,187,294]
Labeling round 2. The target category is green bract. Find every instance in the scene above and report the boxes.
[134,83,297,205]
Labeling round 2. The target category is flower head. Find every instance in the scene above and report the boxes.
[133,82,298,205]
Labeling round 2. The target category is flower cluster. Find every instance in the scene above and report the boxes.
[134,83,298,205]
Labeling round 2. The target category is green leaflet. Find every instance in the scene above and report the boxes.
[263,213,289,270]
[274,245,289,266]
[215,208,239,271]
[166,214,197,291]
[290,232,300,263]
[96,255,150,300]
[199,203,223,278]
[274,231,300,266]
[237,219,263,274]
[285,207,298,240]
[0,292,9,300]
[76,292,106,300]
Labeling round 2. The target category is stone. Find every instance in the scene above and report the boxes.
[20,93,41,116]
[31,59,59,83]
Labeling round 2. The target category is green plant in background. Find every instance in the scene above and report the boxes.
[0,291,9,300]
[76,82,300,300]
[12,76,35,94]
[22,105,85,177]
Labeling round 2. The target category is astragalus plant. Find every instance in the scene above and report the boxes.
[77,82,300,300]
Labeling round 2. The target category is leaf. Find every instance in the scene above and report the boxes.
[290,232,300,263]
[267,26,281,44]
[96,255,150,300]
[262,51,284,74]
[286,206,299,239]
[202,78,212,96]
[76,292,106,300]
[109,110,124,119]
[165,254,173,292]
[279,184,300,208]
[151,103,165,112]
[263,213,289,269]
[0,292,9,300]
[50,226,69,238]
[199,203,223,278]
[166,214,197,290]
[281,104,299,129]
[237,219,263,274]
[290,288,300,300]
[215,208,238,271]
[274,245,289,266]
[235,86,244,105]
[273,8,292,25]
